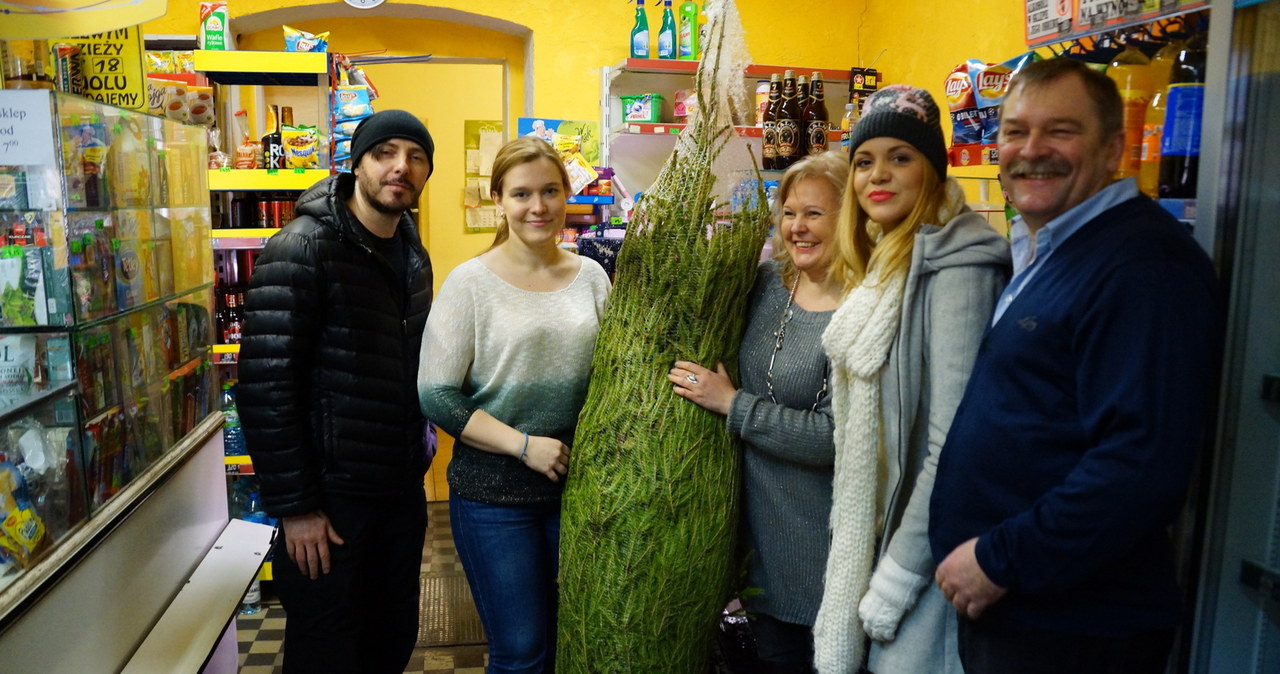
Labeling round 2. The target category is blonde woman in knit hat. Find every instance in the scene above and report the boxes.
[812,85,1011,674]
[669,150,849,674]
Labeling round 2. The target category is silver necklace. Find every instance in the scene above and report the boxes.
[765,274,829,411]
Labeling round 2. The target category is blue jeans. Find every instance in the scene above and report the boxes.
[450,493,560,674]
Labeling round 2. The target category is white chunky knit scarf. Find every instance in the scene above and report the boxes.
[813,267,906,674]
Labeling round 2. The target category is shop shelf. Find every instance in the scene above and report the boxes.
[612,121,842,142]
[620,58,851,82]
[194,50,328,86]
[211,228,283,250]
[208,168,330,192]
[211,343,241,365]
[566,195,616,205]
[1159,198,1197,224]
[225,454,254,475]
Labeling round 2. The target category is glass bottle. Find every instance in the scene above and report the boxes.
[761,73,781,170]
[774,70,802,169]
[803,72,830,156]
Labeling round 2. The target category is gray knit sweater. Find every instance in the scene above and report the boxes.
[727,261,835,626]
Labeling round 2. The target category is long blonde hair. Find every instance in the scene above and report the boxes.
[484,137,572,253]
[828,158,946,290]
[770,151,851,288]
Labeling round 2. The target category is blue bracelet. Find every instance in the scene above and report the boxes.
[519,431,529,462]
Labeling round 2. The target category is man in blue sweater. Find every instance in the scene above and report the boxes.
[929,57,1220,673]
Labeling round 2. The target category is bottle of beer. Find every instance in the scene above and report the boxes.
[803,71,830,156]
[262,104,284,170]
[761,73,782,170]
[1158,33,1207,199]
[775,70,801,169]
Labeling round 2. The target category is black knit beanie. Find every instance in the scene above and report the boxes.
[351,110,435,176]
[848,85,948,179]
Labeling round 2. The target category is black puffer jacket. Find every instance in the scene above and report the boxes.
[238,173,432,518]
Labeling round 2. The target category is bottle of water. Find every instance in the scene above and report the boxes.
[240,579,262,615]
[221,382,246,456]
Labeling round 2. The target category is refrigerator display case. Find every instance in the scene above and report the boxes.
[0,90,216,603]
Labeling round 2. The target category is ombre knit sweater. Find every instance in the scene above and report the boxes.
[417,256,611,505]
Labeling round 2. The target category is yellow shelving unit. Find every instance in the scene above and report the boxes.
[208,168,331,191]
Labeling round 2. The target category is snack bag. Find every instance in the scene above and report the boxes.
[332,85,373,124]
[334,119,361,138]
[945,60,985,146]
[972,52,1039,145]
[283,124,320,169]
[198,2,231,51]
[173,50,196,74]
[145,50,176,74]
[284,25,330,53]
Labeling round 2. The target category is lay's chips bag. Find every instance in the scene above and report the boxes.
[945,59,986,146]
[972,52,1040,145]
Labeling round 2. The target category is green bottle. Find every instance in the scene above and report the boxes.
[678,0,699,60]
[630,0,650,59]
[657,0,677,59]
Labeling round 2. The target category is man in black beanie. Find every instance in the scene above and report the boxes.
[239,109,436,673]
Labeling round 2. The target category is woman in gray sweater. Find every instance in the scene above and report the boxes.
[668,150,850,674]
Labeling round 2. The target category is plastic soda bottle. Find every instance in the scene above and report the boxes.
[221,382,246,456]
[240,579,262,615]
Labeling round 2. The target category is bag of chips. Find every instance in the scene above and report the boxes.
[972,52,1039,145]
[284,25,330,53]
[945,59,985,146]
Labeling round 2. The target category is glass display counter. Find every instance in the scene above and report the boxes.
[0,90,216,603]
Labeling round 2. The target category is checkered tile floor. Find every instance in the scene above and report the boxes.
[236,501,489,673]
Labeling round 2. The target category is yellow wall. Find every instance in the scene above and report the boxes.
[145,0,1031,233]
[145,0,1029,499]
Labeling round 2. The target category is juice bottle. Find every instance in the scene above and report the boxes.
[1138,86,1167,197]
[1106,43,1153,180]
[1138,38,1184,197]
[1149,37,1185,94]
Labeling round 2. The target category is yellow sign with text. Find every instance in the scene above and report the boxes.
[65,27,148,112]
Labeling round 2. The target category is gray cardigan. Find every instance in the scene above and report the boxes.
[870,208,1010,672]
[727,261,835,626]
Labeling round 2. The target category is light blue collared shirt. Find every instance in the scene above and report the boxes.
[991,178,1140,325]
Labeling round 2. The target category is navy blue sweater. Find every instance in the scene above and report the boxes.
[929,196,1220,635]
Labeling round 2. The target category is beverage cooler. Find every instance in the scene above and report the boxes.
[1188,1,1280,672]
